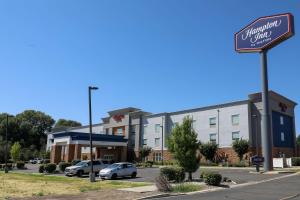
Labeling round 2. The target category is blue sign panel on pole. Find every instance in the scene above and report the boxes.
[235,13,294,52]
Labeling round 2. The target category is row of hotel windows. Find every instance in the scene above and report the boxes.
[143,138,160,147]
[209,131,240,143]
[144,114,241,135]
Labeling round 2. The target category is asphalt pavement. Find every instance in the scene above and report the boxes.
[151,173,300,200]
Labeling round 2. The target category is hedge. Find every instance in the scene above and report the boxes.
[44,163,57,173]
[16,161,25,169]
[204,172,222,186]
[292,157,300,166]
[160,166,185,183]
[58,162,71,172]
[39,165,45,173]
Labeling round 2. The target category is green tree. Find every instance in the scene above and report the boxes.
[200,142,218,162]
[139,146,152,161]
[16,110,55,150]
[296,135,300,146]
[54,119,82,128]
[10,142,21,163]
[167,117,200,181]
[232,139,249,161]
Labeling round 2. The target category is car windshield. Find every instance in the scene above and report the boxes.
[75,161,89,166]
[106,163,120,169]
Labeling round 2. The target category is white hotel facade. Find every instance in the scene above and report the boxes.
[47,91,297,164]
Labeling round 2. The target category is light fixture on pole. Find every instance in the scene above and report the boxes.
[160,116,164,165]
[88,86,98,182]
[4,114,9,173]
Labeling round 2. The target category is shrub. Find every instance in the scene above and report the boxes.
[59,162,71,172]
[160,166,185,183]
[139,146,152,161]
[232,161,246,167]
[292,157,300,166]
[232,139,249,161]
[44,163,56,173]
[200,142,218,162]
[39,165,45,173]
[71,159,81,166]
[145,161,153,168]
[204,172,222,186]
[155,175,172,192]
[16,161,25,169]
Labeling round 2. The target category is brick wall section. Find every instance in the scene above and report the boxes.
[65,144,75,162]
[50,145,62,164]
[272,147,294,158]
[74,144,82,160]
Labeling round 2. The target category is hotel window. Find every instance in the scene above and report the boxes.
[105,128,109,135]
[232,114,240,125]
[116,127,123,136]
[144,125,148,135]
[209,117,216,128]
[154,152,162,162]
[281,132,285,142]
[210,133,217,143]
[232,131,240,140]
[143,139,147,146]
[192,120,196,128]
[155,124,161,133]
[155,138,160,147]
[280,116,284,125]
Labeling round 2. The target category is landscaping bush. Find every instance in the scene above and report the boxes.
[171,183,202,193]
[16,161,25,169]
[145,161,153,168]
[232,161,246,167]
[39,165,45,173]
[71,159,81,166]
[44,163,56,173]
[160,166,185,183]
[58,162,71,172]
[204,172,222,186]
[292,157,300,166]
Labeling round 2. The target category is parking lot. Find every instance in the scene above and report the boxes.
[14,164,287,184]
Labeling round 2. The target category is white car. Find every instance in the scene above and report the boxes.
[29,158,42,164]
[99,162,137,179]
[65,160,109,177]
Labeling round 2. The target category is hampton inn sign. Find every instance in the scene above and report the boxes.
[235,13,295,172]
[235,13,294,52]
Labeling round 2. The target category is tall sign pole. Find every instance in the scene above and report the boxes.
[235,13,294,172]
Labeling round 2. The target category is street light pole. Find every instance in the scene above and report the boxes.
[217,110,220,145]
[88,86,98,182]
[4,114,9,173]
[160,116,164,166]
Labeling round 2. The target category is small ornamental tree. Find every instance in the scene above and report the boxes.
[139,146,152,161]
[10,142,21,163]
[232,139,249,161]
[167,117,200,181]
[200,142,218,162]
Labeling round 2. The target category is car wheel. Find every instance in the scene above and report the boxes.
[77,170,83,177]
[111,173,117,180]
[131,172,137,178]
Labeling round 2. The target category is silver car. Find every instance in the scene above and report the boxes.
[65,160,108,177]
[99,162,137,179]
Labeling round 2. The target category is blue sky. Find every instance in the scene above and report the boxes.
[0,0,299,133]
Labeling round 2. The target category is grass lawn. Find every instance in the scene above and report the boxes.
[0,172,149,199]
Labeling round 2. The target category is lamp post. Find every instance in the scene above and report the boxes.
[252,114,259,156]
[160,116,164,165]
[4,114,9,173]
[88,86,98,182]
[217,110,220,145]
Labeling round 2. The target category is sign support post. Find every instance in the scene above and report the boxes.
[260,50,272,171]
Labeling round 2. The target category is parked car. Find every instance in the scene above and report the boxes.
[64,160,109,177]
[29,158,43,164]
[99,162,137,179]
